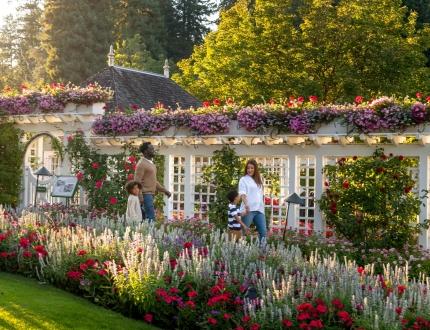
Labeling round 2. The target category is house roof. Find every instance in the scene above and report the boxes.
[82,66,201,110]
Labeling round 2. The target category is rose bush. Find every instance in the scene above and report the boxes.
[318,149,427,250]
[1,209,430,329]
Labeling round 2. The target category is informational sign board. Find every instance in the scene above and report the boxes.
[51,176,78,198]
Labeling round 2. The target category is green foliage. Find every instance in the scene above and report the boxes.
[42,0,114,84]
[174,0,430,103]
[201,146,242,228]
[0,122,24,206]
[319,149,427,250]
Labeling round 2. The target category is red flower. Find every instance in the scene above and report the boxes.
[109,197,118,205]
[128,156,137,163]
[136,247,144,253]
[130,104,139,111]
[223,313,232,320]
[77,250,87,256]
[91,162,100,169]
[33,245,47,257]
[97,269,108,276]
[282,319,293,328]
[297,96,305,103]
[426,96,430,103]
[76,171,84,181]
[332,298,344,310]
[169,258,177,269]
[67,271,82,281]
[144,313,153,323]
[397,285,406,295]
[309,95,318,103]
[207,317,217,325]
[0,252,9,258]
[324,181,329,187]
[337,311,350,321]
[169,287,180,294]
[185,300,196,309]
[67,135,74,143]
[416,92,423,99]
[235,327,244,330]
[342,180,349,189]
[250,324,261,330]
[355,95,363,104]
[213,98,221,106]
[395,307,402,315]
[404,186,412,194]
[242,315,251,323]
[357,266,365,275]
[187,290,198,299]
[203,101,211,108]
[398,155,404,161]
[95,180,103,189]
[126,173,134,181]
[23,250,32,258]
[297,303,313,312]
[297,313,310,321]
[309,320,324,329]
[183,242,193,249]
[85,258,96,267]
[316,304,327,314]
[79,263,88,271]
[19,237,30,249]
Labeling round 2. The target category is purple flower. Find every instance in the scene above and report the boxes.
[411,102,427,124]
[237,106,267,131]
[189,113,230,135]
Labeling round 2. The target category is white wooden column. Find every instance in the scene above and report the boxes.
[184,154,193,218]
[164,155,173,218]
[288,155,298,229]
[314,154,324,233]
[418,155,429,249]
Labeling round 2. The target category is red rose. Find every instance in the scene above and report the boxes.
[282,319,293,328]
[109,197,118,205]
[416,92,423,99]
[19,237,30,249]
[342,180,349,189]
[144,313,153,323]
[213,98,221,106]
[97,269,108,276]
[309,95,318,103]
[203,101,211,108]
[91,162,100,169]
[207,317,217,325]
[355,96,363,104]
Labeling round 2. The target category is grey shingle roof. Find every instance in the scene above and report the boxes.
[82,66,201,110]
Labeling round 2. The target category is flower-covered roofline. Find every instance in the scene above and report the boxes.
[0,83,112,116]
[93,95,430,137]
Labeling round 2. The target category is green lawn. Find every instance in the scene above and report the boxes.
[0,272,156,330]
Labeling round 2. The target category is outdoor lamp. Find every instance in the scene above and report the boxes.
[33,166,52,206]
[283,192,306,240]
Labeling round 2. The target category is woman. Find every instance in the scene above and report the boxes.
[238,159,267,244]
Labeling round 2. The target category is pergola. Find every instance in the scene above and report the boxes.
[10,102,430,249]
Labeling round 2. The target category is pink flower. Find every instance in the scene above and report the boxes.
[223,313,232,320]
[185,300,196,309]
[207,317,217,325]
[67,135,74,142]
[416,92,423,99]
[91,162,100,169]
[76,171,84,181]
[187,290,198,299]
[395,307,402,315]
[67,271,82,281]
[127,173,134,181]
[242,315,251,323]
[128,156,137,163]
[355,95,363,104]
[144,313,153,323]
[282,319,293,328]
[95,180,103,189]
[79,263,88,271]
[109,197,118,205]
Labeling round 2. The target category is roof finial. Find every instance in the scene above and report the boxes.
[163,58,170,78]
[108,45,115,66]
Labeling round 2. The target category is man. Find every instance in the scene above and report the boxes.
[134,142,171,222]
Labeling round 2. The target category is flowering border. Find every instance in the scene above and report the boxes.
[92,95,430,136]
[0,83,112,116]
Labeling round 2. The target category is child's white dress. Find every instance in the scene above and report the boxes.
[126,195,142,222]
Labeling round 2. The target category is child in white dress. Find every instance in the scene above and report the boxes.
[125,181,143,223]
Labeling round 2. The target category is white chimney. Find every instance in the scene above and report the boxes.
[163,59,170,78]
[108,45,115,66]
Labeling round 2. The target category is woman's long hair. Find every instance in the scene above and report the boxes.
[244,159,263,187]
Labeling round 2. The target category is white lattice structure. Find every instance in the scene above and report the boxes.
[9,103,430,249]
